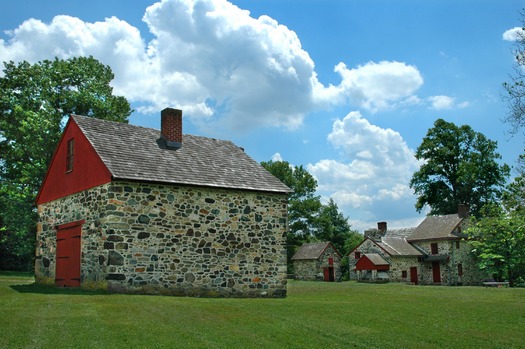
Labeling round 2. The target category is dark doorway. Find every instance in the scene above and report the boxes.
[410,267,418,285]
[432,262,441,283]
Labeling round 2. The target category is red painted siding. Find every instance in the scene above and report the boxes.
[355,256,390,271]
[36,118,112,204]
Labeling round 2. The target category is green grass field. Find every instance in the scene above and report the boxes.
[1,273,524,349]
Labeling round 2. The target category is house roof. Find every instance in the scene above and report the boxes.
[291,242,340,260]
[362,253,389,266]
[72,115,291,194]
[379,238,424,257]
[407,214,464,242]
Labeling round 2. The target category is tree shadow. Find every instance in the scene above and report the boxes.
[10,282,110,296]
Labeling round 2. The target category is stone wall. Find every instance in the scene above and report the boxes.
[413,239,486,286]
[36,181,289,297]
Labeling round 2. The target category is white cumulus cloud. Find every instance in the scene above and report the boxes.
[307,111,423,231]
[0,0,427,132]
[502,27,525,41]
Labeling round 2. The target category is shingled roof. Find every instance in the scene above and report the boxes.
[379,238,423,257]
[407,214,464,242]
[72,115,290,193]
[291,242,340,260]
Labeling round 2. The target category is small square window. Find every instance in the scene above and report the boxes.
[66,138,74,173]
[355,252,361,259]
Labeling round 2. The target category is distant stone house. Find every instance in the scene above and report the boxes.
[349,206,486,285]
[291,242,342,281]
[35,108,291,297]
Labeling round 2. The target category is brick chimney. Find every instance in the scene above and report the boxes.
[161,108,182,149]
[377,221,387,232]
[458,204,470,218]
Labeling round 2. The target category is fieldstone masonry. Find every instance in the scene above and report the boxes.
[36,181,288,297]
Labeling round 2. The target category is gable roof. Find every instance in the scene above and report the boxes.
[291,242,340,260]
[71,115,290,194]
[362,253,389,266]
[379,238,423,257]
[408,214,464,242]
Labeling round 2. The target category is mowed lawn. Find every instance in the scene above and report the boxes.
[1,273,524,349]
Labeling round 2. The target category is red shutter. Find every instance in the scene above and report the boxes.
[56,221,83,287]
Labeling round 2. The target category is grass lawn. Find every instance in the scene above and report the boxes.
[1,273,524,349]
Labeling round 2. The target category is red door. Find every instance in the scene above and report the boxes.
[432,262,441,283]
[56,221,83,287]
[323,268,330,281]
[410,267,418,285]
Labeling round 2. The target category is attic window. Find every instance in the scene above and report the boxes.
[430,243,438,255]
[355,252,361,259]
[66,138,74,173]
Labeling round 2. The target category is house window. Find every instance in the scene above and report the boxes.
[328,257,334,266]
[456,241,460,249]
[402,270,407,278]
[430,243,438,255]
[355,252,361,259]
[458,263,463,277]
[66,138,74,173]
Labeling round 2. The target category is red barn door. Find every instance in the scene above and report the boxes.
[410,267,418,285]
[432,262,441,283]
[55,221,83,287]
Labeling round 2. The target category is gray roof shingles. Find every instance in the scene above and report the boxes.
[291,242,332,260]
[408,214,463,242]
[72,115,291,194]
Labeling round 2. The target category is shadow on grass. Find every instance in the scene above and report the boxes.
[10,283,110,296]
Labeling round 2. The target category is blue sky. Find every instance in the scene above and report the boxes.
[1,0,523,232]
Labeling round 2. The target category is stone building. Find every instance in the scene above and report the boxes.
[35,108,291,297]
[349,206,486,285]
[291,242,342,281]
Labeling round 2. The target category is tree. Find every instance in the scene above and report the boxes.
[502,10,525,135]
[410,119,510,217]
[261,161,322,270]
[313,198,361,255]
[313,198,362,279]
[468,202,525,287]
[0,57,132,270]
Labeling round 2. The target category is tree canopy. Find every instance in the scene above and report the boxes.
[0,56,132,270]
[261,160,361,274]
[410,118,510,217]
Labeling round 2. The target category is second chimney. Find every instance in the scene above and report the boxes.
[377,221,387,232]
[161,108,183,149]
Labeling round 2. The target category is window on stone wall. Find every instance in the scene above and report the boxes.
[431,243,438,255]
[456,241,460,249]
[458,263,463,276]
[355,252,361,259]
[402,270,407,278]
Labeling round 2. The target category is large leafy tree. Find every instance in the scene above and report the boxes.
[467,194,525,287]
[313,198,361,256]
[0,57,132,270]
[313,198,362,279]
[261,161,322,269]
[410,119,510,217]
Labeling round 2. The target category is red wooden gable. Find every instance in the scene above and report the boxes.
[355,255,390,271]
[36,118,112,204]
